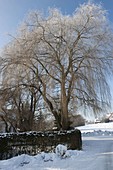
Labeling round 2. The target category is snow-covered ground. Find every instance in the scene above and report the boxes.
[1,122,113,170]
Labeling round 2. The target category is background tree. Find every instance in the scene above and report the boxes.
[1,2,113,130]
[0,63,42,131]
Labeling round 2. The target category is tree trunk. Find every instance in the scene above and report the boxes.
[61,112,69,130]
[61,73,70,130]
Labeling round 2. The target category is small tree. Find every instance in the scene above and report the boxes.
[1,2,113,130]
[0,67,41,132]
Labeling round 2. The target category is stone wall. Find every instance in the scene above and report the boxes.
[0,129,82,160]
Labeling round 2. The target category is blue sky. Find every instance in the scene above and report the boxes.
[0,0,113,48]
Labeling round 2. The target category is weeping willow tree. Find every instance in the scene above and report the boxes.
[1,2,113,130]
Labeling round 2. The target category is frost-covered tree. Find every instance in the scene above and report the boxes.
[1,2,113,130]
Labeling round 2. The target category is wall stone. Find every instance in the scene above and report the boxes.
[0,129,82,160]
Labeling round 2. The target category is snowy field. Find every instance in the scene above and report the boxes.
[0,122,113,170]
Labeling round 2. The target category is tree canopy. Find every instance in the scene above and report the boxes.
[1,2,113,130]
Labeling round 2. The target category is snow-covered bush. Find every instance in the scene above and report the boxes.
[55,144,67,158]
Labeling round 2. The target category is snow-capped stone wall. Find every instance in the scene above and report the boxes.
[0,129,82,160]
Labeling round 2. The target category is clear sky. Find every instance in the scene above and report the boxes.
[0,0,113,49]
